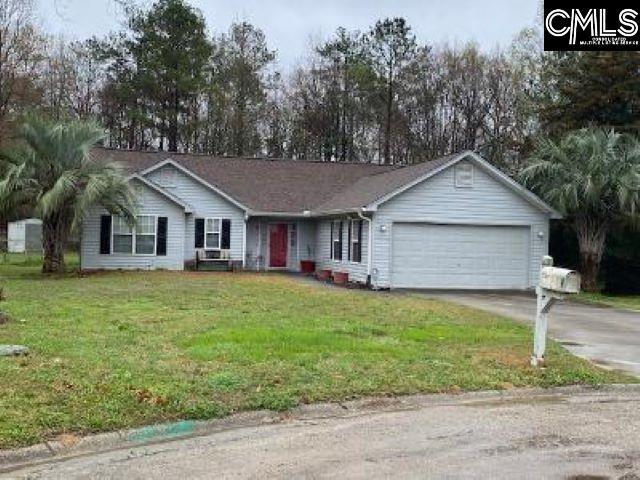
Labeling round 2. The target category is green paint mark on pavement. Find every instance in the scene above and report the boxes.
[128,420,196,443]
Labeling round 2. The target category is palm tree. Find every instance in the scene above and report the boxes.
[520,128,640,291]
[0,116,137,273]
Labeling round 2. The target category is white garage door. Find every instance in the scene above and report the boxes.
[391,223,530,289]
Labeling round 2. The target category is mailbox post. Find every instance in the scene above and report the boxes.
[531,256,581,367]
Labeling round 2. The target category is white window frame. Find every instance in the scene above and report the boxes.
[204,217,222,250]
[349,219,362,264]
[111,215,158,256]
[330,220,342,261]
[112,216,133,255]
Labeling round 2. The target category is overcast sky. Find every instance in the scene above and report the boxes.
[37,0,539,70]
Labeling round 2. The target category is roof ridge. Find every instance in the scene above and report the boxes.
[96,146,393,168]
[354,155,456,180]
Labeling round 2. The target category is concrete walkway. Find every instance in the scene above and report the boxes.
[417,292,640,376]
[3,386,640,479]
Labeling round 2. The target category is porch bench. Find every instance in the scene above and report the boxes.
[196,249,232,271]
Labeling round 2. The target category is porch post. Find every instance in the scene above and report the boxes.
[242,213,248,269]
[296,221,300,270]
[257,220,262,271]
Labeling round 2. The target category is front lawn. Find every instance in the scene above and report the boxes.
[578,292,640,311]
[0,254,631,448]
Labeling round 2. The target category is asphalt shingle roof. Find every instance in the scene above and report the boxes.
[313,154,458,213]
[94,148,461,214]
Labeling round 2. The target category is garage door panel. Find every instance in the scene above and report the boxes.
[391,223,530,289]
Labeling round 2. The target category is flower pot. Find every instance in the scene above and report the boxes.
[316,269,332,281]
[333,271,349,285]
[300,260,316,274]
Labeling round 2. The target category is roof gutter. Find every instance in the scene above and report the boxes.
[248,211,316,218]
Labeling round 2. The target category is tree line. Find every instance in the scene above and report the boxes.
[5,0,640,169]
[5,0,638,173]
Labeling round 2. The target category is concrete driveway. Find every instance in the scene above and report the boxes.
[418,292,640,376]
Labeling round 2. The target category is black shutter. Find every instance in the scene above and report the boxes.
[195,218,204,248]
[338,221,343,260]
[100,215,111,254]
[157,217,168,256]
[221,219,231,249]
[356,220,363,262]
[330,221,334,259]
[347,220,352,261]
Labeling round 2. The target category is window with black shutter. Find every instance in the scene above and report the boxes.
[196,217,231,250]
[111,215,157,255]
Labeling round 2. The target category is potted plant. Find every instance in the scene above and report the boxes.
[300,260,315,274]
[300,245,315,274]
[333,271,349,285]
[316,269,332,281]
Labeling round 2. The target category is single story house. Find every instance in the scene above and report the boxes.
[81,149,560,290]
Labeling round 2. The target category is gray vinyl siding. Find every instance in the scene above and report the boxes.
[315,217,369,283]
[145,165,245,261]
[245,218,316,271]
[371,160,549,289]
[297,220,316,262]
[80,178,185,270]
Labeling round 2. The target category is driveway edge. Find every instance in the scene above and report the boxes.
[2,384,639,473]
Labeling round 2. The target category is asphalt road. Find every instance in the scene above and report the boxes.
[3,386,640,479]
[418,292,640,377]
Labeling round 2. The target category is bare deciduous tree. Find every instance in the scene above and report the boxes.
[0,0,43,137]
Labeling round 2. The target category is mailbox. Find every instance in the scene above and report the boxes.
[532,255,580,367]
[539,266,581,294]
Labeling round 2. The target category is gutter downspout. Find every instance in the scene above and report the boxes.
[357,209,373,286]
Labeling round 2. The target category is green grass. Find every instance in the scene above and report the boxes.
[0,254,632,449]
[578,292,640,311]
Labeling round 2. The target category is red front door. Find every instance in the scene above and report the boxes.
[269,224,288,268]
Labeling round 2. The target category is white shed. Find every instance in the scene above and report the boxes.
[8,219,42,253]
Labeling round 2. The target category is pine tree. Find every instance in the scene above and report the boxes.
[540,52,640,135]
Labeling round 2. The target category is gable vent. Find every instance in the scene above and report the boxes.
[157,167,177,187]
[454,163,474,188]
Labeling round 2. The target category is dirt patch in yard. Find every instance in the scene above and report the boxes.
[55,433,80,448]
[474,350,532,369]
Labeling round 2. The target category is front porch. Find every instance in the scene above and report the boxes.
[244,217,317,272]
